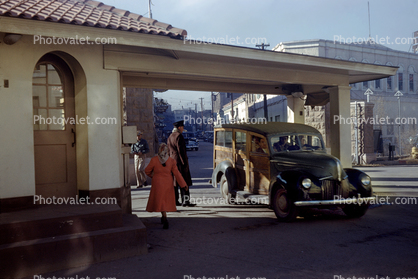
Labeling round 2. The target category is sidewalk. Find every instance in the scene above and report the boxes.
[364,158,418,166]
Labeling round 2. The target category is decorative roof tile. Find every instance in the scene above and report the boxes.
[0,0,187,38]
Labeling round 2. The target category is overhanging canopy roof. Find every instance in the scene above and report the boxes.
[0,0,398,99]
[113,40,397,98]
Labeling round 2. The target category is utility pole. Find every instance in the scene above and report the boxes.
[230,93,234,122]
[263,94,268,120]
[148,0,153,19]
[368,2,371,40]
[255,41,270,120]
[211,92,214,129]
[395,90,403,157]
[194,103,198,132]
[199,97,204,131]
[256,43,270,50]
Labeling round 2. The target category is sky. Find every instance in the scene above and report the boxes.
[103,0,418,110]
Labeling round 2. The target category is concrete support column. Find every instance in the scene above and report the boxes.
[286,95,305,123]
[329,86,352,168]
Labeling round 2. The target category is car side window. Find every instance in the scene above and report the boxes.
[225,131,233,148]
[272,135,300,152]
[299,135,323,150]
[216,130,225,146]
[235,131,246,151]
[215,130,232,148]
[251,135,268,154]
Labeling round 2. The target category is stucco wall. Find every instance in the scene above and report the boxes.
[125,87,157,155]
[0,34,123,199]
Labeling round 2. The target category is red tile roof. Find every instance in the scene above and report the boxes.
[0,0,187,38]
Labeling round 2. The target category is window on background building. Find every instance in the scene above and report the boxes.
[275,115,280,122]
[363,81,368,89]
[387,122,394,136]
[410,74,414,92]
[387,76,392,90]
[398,73,403,91]
[375,79,381,89]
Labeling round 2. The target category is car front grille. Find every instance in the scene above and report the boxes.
[321,180,343,200]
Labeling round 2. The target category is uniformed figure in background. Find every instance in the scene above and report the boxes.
[167,120,196,207]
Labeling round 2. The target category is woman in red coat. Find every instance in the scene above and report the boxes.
[145,143,188,229]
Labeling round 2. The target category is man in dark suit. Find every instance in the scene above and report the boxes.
[167,120,196,207]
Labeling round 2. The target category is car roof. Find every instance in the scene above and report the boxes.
[215,122,320,136]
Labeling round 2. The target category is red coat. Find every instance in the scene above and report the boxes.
[145,156,187,212]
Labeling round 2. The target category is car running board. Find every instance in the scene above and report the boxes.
[235,191,269,205]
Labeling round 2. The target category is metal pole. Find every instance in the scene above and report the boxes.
[230,93,234,121]
[398,96,401,156]
[200,97,204,131]
[354,102,358,164]
[211,92,214,130]
[395,90,403,157]
[263,94,268,120]
[148,0,152,18]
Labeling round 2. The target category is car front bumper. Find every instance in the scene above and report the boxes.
[294,196,376,207]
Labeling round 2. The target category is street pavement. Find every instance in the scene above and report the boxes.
[357,165,418,197]
[36,142,418,279]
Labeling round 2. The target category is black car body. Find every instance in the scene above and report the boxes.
[211,123,374,221]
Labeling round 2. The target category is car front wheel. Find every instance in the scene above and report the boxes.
[220,174,234,204]
[272,188,297,222]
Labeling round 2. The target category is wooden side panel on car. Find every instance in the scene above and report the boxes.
[249,154,270,194]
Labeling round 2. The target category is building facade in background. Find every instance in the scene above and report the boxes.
[274,39,418,162]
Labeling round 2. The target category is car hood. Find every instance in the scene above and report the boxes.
[271,151,346,181]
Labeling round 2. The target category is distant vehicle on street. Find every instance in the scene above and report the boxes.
[185,138,199,151]
[211,122,375,222]
[204,131,214,143]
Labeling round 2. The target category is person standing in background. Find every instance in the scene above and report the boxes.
[131,131,150,188]
[167,120,195,207]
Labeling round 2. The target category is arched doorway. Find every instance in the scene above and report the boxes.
[32,53,77,198]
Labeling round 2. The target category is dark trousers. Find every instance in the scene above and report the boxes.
[174,185,190,204]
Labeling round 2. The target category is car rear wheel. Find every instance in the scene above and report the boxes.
[220,174,234,204]
[342,204,369,218]
[272,188,297,222]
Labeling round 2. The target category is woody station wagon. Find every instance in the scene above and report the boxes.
[211,123,375,222]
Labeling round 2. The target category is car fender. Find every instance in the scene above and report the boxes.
[344,168,373,197]
[270,170,312,202]
[211,160,237,191]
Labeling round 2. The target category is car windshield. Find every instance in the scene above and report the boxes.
[270,134,324,152]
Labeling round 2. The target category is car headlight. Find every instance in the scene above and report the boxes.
[360,175,371,186]
[301,178,312,189]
